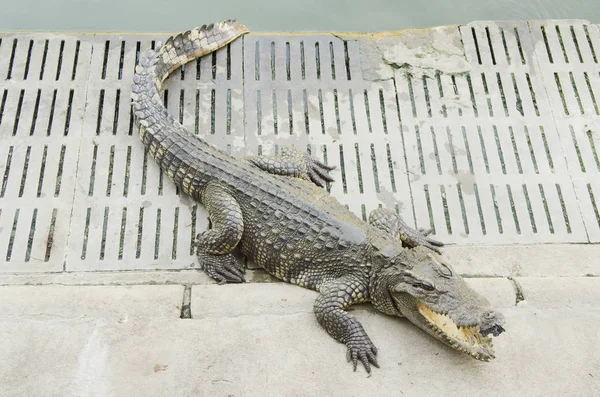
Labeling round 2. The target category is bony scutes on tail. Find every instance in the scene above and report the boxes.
[131,19,505,375]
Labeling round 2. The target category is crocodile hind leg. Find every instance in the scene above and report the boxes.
[314,275,379,375]
[195,181,246,284]
[244,146,336,187]
[368,207,444,254]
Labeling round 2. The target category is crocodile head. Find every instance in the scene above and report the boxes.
[369,245,505,361]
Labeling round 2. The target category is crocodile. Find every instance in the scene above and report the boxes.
[131,20,506,374]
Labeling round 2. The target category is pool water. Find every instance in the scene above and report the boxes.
[1,0,599,32]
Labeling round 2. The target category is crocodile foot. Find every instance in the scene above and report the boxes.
[346,334,379,375]
[304,155,336,187]
[197,251,246,284]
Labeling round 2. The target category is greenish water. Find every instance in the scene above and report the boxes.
[1,0,599,32]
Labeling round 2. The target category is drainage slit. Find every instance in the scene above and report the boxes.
[329,41,336,79]
[447,127,458,174]
[554,73,569,115]
[226,43,231,80]
[496,73,509,117]
[18,146,32,197]
[415,125,426,174]
[555,25,569,63]
[478,126,490,174]
[1,147,14,199]
[285,42,291,81]
[538,184,554,234]
[379,89,388,134]
[344,41,351,80]
[509,127,523,174]
[514,27,526,64]
[526,74,540,116]
[190,205,197,255]
[485,26,497,65]
[339,145,348,194]
[141,149,148,195]
[490,184,503,234]
[88,144,98,196]
[424,185,436,235]
[81,207,91,260]
[585,129,600,171]
[462,127,474,174]
[315,42,321,79]
[322,145,332,193]
[423,75,432,117]
[354,143,364,194]
[270,41,276,80]
[466,74,478,117]
[571,125,586,172]
[172,207,179,260]
[288,89,292,135]
[227,89,232,135]
[179,89,185,124]
[194,89,199,135]
[196,57,201,80]
[6,39,17,80]
[583,25,598,63]
[136,207,144,258]
[273,90,279,135]
[334,89,341,135]
[506,185,521,234]
[431,126,442,175]
[210,89,216,135]
[570,26,584,63]
[569,72,584,114]
[71,40,81,80]
[55,40,65,80]
[54,145,66,197]
[39,40,49,80]
[587,184,600,229]
[364,90,372,133]
[436,71,447,117]
[457,183,469,234]
[300,41,306,80]
[96,89,105,134]
[407,73,417,117]
[45,209,57,261]
[500,28,511,64]
[118,207,127,260]
[370,144,380,193]
[556,184,571,233]
[349,89,357,135]
[106,145,115,197]
[473,183,487,236]
[481,73,493,117]
[524,126,539,173]
[211,52,217,80]
[523,184,537,233]
[6,209,20,262]
[318,89,325,135]
[36,145,48,197]
[511,73,524,116]
[0,90,7,126]
[584,73,599,115]
[541,26,554,63]
[110,89,120,135]
[180,286,192,319]
[256,90,262,135]
[471,27,482,64]
[64,89,74,136]
[101,40,110,79]
[154,208,162,260]
[23,40,34,79]
[386,143,397,192]
[99,206,109,260]
[123,146,131,196]
[493,126,506,175]
[440,185,452,234]
[12,89,25,136]
[540,126,554,171]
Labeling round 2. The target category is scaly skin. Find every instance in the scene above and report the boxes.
[131,20,506,375]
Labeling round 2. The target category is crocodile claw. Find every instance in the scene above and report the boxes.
[197,251,246,284]
[345,336,379,375]
[306,155,336,187]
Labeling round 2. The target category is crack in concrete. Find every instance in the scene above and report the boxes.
[180,285,192,319]
[508,277,525,305]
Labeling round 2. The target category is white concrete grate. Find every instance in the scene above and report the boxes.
[0,21,599,273]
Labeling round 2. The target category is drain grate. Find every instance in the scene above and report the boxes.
[1,21,599,273]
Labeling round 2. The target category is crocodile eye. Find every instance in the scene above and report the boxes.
[439,263,453,277]
[413,282,434,291]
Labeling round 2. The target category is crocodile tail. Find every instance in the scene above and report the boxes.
[130,19,249,152]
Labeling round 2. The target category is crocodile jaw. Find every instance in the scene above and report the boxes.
[417,303,496,361]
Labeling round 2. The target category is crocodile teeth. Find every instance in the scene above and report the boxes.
[418,303,495,362]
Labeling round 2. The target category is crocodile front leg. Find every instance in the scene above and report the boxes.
[245,146,335,187]
[196,181,246,284]
[368,207,444,254]
[314,274,379,375]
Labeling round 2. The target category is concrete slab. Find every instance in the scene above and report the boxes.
[0,285,184,319]
[0,284,598,397]
[516,277,600,309]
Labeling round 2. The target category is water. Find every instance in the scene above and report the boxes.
[1,0,599,32]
